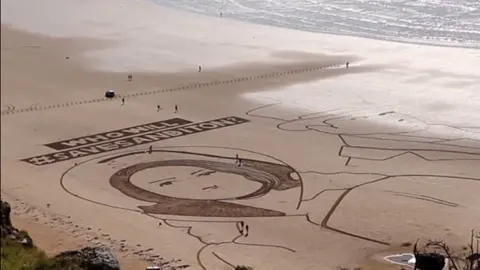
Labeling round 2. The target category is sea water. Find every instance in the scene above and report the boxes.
[153,0,480,48]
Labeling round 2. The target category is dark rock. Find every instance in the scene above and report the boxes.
[20,234,34,248]
[414,253,445,270]
[467,253,480,261]
[55,246,120,270]
[1,200,12,227]
[413,242,446,270]
[1,200,34,248]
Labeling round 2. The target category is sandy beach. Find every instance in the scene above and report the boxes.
[1,0,479,269]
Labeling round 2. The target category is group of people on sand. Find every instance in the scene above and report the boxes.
[120,97,178,113]
[157,220,251,237]
[120,60,349,109]
[236,221,250,237]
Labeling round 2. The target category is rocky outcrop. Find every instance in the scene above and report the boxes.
[1,200,34,248]
[1,200,12,227]
[2,200,120,270]
[54,246,120,270]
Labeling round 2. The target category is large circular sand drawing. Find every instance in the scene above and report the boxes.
[60,146,302,217]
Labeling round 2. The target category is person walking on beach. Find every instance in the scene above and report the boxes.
[198,65,202,72]
[157,105,161,111]
[148,145,153,154]
[346,62,349,69]
[238,158,242,167]
[174,105,178,113]
[121,97,125,105]
[236,221,245,234]
[245,225,249,237]
[235,154,239,164]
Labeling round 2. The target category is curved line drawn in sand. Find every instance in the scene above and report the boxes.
[159,217,296,270]
[57,124,480,269]
[60,146,304,269]
[60,146,304,212]
[62,146,393,250]
[1,63,348,116]
[211,252,235,268]
[105,150,301,217]
[245,102,480,247]
[299,172,479,246]
[246,102,480,160]
[384,190,460,208]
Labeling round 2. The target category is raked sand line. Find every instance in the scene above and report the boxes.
[1,63,347,116]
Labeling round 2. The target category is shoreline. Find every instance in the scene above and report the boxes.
[156,2,480,50]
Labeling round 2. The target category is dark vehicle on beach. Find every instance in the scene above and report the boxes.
[105,89,115,98]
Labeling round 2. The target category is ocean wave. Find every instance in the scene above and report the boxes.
[152,0,480,48]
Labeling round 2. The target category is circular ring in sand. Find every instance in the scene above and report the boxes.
[60,146,302,218]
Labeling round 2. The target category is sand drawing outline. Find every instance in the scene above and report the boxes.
[384,190,459,208]
[245,102,480,157]
[54,103,480,269]
[244,102,480,247]
[59,145,305,269]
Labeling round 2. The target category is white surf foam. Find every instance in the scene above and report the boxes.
[154,0,480,48]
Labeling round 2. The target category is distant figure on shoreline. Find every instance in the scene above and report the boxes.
[220,12,223,17]
[128,74,132,81]
[121,97,125,105]
[346,62,349,68]
[245,225,249,237]
[198,65,202,72]
[148,145,153,154]
[157,105,161,111]
[175,105,178,113]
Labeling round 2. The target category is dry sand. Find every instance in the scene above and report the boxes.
[1,1,479,269]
